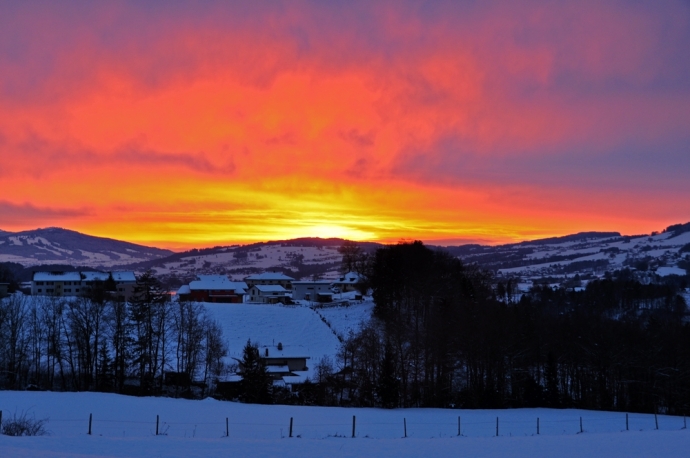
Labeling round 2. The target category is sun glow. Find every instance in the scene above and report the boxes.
[1,2,688,249]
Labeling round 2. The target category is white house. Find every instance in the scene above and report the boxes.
[244,272,295,290]
[332,271,363,292]
[247,284,289,304]
[112,271,137,301]
[31,270,138,299]
[292,281,334,302]
[32,271,83,296]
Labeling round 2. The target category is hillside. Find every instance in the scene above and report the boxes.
[0,227,173,268]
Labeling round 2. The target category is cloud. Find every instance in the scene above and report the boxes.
[1,1,689,245]
[0,201,91,227]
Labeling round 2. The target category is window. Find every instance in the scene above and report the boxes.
[65,289,71,293]
[38,289,42,293]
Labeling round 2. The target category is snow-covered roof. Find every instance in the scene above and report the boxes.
[177,285,191,295]
[245,272,295,281]
[33,271,81,282]
[189,280,248,292]
[81,271,109,282]
[196,275,230,282]
[112,271,136,282]
[252,285,288,293]
[335,272,361,283]
[265,365,291,373]
[292,280,333,285]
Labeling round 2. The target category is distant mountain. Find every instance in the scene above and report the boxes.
[0,227,174,268]
[444,223,690,279]
[3,223,688,284]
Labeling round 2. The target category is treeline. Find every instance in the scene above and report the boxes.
[308,242,690,414]
[0,272,227,396]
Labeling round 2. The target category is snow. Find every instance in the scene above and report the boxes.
[33,272,82,282]
[312,297,375,341]
[203,302,341,373]
[111,272,136,282]
[656,266,687,277]
[0,391,688,457]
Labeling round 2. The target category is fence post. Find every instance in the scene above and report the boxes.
[458,416,461,436]
[404,418,407,438]
[626,413,629,431]
[88,413,92,435]
[226,417,229,437]
[496,417,499,437]
[655,413,658,430]
[1,410,3,434]
[156,415,159,436]
[289,417,293,438]
[579,417,583,433]
[684,415,687,430]
[537,417,540,435]
[352,415,356,438]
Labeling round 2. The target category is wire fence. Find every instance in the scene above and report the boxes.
[2,409,687,440]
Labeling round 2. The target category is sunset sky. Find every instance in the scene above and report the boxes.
[1,1,689,250]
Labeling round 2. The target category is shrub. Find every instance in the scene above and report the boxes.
[1,411,49,436]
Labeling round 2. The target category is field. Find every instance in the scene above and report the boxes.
[0,391,688,457]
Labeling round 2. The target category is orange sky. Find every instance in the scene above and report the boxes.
[1,1,689,250]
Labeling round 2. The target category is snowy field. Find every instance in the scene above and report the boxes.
[203,302,342,374]
[1,391,688,457]
[202,294,374,376]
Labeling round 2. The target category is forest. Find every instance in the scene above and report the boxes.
[308,242,690,415]
[0,272,226,396]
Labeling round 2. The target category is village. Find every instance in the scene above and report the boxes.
[19,267,369,397]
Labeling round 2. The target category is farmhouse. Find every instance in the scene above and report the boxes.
[244,272,295,290]
[292,280,334,302]
[177,275,248,303]
[247,284,289,304]
[331,271,362,292]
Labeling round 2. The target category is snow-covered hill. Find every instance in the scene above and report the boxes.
[447,223,690,284]
[1,391,688,457]
[141,238,370,282]
[0,227,173,268]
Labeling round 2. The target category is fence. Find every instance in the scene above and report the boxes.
[1,409,687,440]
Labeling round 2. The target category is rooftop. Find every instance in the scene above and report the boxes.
[33,271,82,282]
[245,272,295,281]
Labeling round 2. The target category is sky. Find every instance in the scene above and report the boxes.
[1,0,689,250]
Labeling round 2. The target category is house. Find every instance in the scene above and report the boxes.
[32,271,83,296]
[31,270,138,299]
[0,283,8,297]
[331,271,362,292]
[247,284,289,304]
[112,271,137,301]
[178,275,247,303]
[292,281,334,302]
[244,272,295,290]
